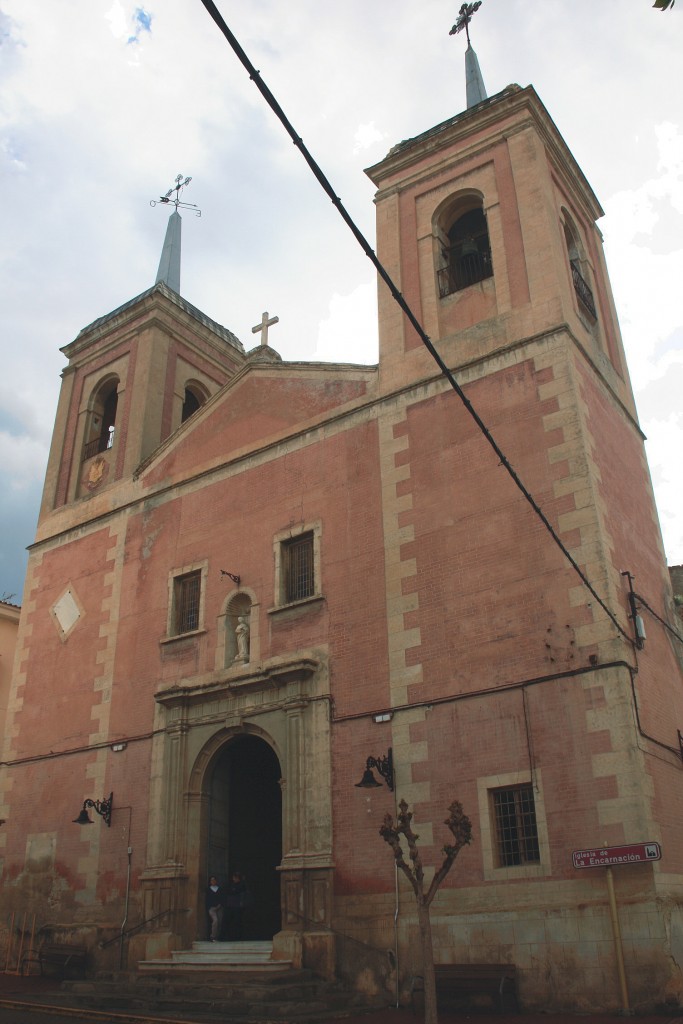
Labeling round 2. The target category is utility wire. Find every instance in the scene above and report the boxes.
[197,0,632,645]
[635,593,683,646]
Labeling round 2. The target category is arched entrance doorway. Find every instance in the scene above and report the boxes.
[206,734,282,940]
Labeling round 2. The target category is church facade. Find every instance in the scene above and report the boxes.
[2,83,683,1011]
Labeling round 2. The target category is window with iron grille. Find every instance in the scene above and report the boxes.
[492,785,540,867]
[173,571,201,634]
[283,533,315,603]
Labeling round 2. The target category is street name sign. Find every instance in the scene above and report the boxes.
[572,842,661,869]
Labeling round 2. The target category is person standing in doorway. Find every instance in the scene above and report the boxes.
[225,870,251,940]
[205,875,225,942]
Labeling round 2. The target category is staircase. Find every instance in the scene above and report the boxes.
[60,941,357,1020]
[139,939,291,973]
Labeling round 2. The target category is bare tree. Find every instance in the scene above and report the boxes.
[380,799,473,1024]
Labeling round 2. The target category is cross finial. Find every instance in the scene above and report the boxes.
[251,311,280,347]
[449,2,483,46]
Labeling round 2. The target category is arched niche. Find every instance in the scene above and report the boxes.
[216,588,260,670]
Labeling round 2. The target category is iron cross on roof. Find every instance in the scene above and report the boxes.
[449,1,483,45]
[252,311,279,347]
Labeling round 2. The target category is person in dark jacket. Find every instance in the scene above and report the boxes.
[225,870,250,940]
[205,875,225,941]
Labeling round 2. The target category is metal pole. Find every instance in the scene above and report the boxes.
[4,912,14,973]
[120,846,132,970]
[28,914,36,975]
[117,807,133,971]
[605,865,630,1013]
[393,769,400,1009]
[15,913,26,975]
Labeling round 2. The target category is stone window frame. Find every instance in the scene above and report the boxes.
[477,769,551,881]
[270,520,323,612]
[163,559,208,641]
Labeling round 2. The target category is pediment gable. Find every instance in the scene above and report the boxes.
[139,361,377,488]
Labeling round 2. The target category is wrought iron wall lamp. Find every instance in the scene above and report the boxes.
[72,792,113,827]
[355,748,395,792]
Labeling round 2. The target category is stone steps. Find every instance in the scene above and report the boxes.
[59,940,357,1019]
[140,939,291,973]
[62,978,350,1020]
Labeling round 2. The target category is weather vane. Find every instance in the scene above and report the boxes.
[150,174,201,217]
[449,2,483,45]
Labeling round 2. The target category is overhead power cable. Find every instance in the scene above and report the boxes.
[636,593,683,646]
[197,0,632,645]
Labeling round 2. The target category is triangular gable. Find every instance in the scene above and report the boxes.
[140,361,377,488]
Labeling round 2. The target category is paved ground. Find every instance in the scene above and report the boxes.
[0,973,681,1024]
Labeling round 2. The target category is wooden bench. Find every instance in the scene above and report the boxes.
[412,963,518,1013]
[21,943,88,978]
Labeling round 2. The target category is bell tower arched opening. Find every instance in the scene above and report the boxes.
[181,381,209,424]
[206,734,282,941]
[436,193,493,298]
[562,208,597,322]
[83,376,119,461]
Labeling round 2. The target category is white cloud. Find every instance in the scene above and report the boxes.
[353,122,386,155]
[0,432,49,490]
[105,1,128,39]
[644,410,683,566]
[312,281,378,364]
[603,123,683,392]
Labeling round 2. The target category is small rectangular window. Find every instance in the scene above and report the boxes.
[283,533,314,603]
[173,571,201,634]
[492,785,540,867]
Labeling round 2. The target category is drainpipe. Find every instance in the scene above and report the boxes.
[392,768,400,1007]
[393,861,400,1007]
[117,806,134,971]
[119,845,133,970]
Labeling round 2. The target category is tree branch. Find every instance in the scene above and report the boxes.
[425,800,473,905]
[380,801,420,896]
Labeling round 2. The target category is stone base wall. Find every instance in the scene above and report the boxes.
[334,891,683,1012]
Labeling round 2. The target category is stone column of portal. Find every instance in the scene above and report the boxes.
[284,704,305,855]
[277,702,307,957]
[163,717,189,863]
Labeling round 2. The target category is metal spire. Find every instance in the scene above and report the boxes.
[150,174,201,294]
[449,2,488,109]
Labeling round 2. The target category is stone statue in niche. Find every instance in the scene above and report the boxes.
[234,614,250,662]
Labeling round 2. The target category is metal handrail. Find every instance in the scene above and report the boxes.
[283,908,395,962]
[98,907,190,949]
[438,249,493,297]
[82,429,115,462]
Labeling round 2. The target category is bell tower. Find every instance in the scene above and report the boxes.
[40,206,246,516]
[366,83,630,407]
[365,66,671,670]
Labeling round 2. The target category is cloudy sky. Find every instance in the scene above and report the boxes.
[1,0,681,602]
